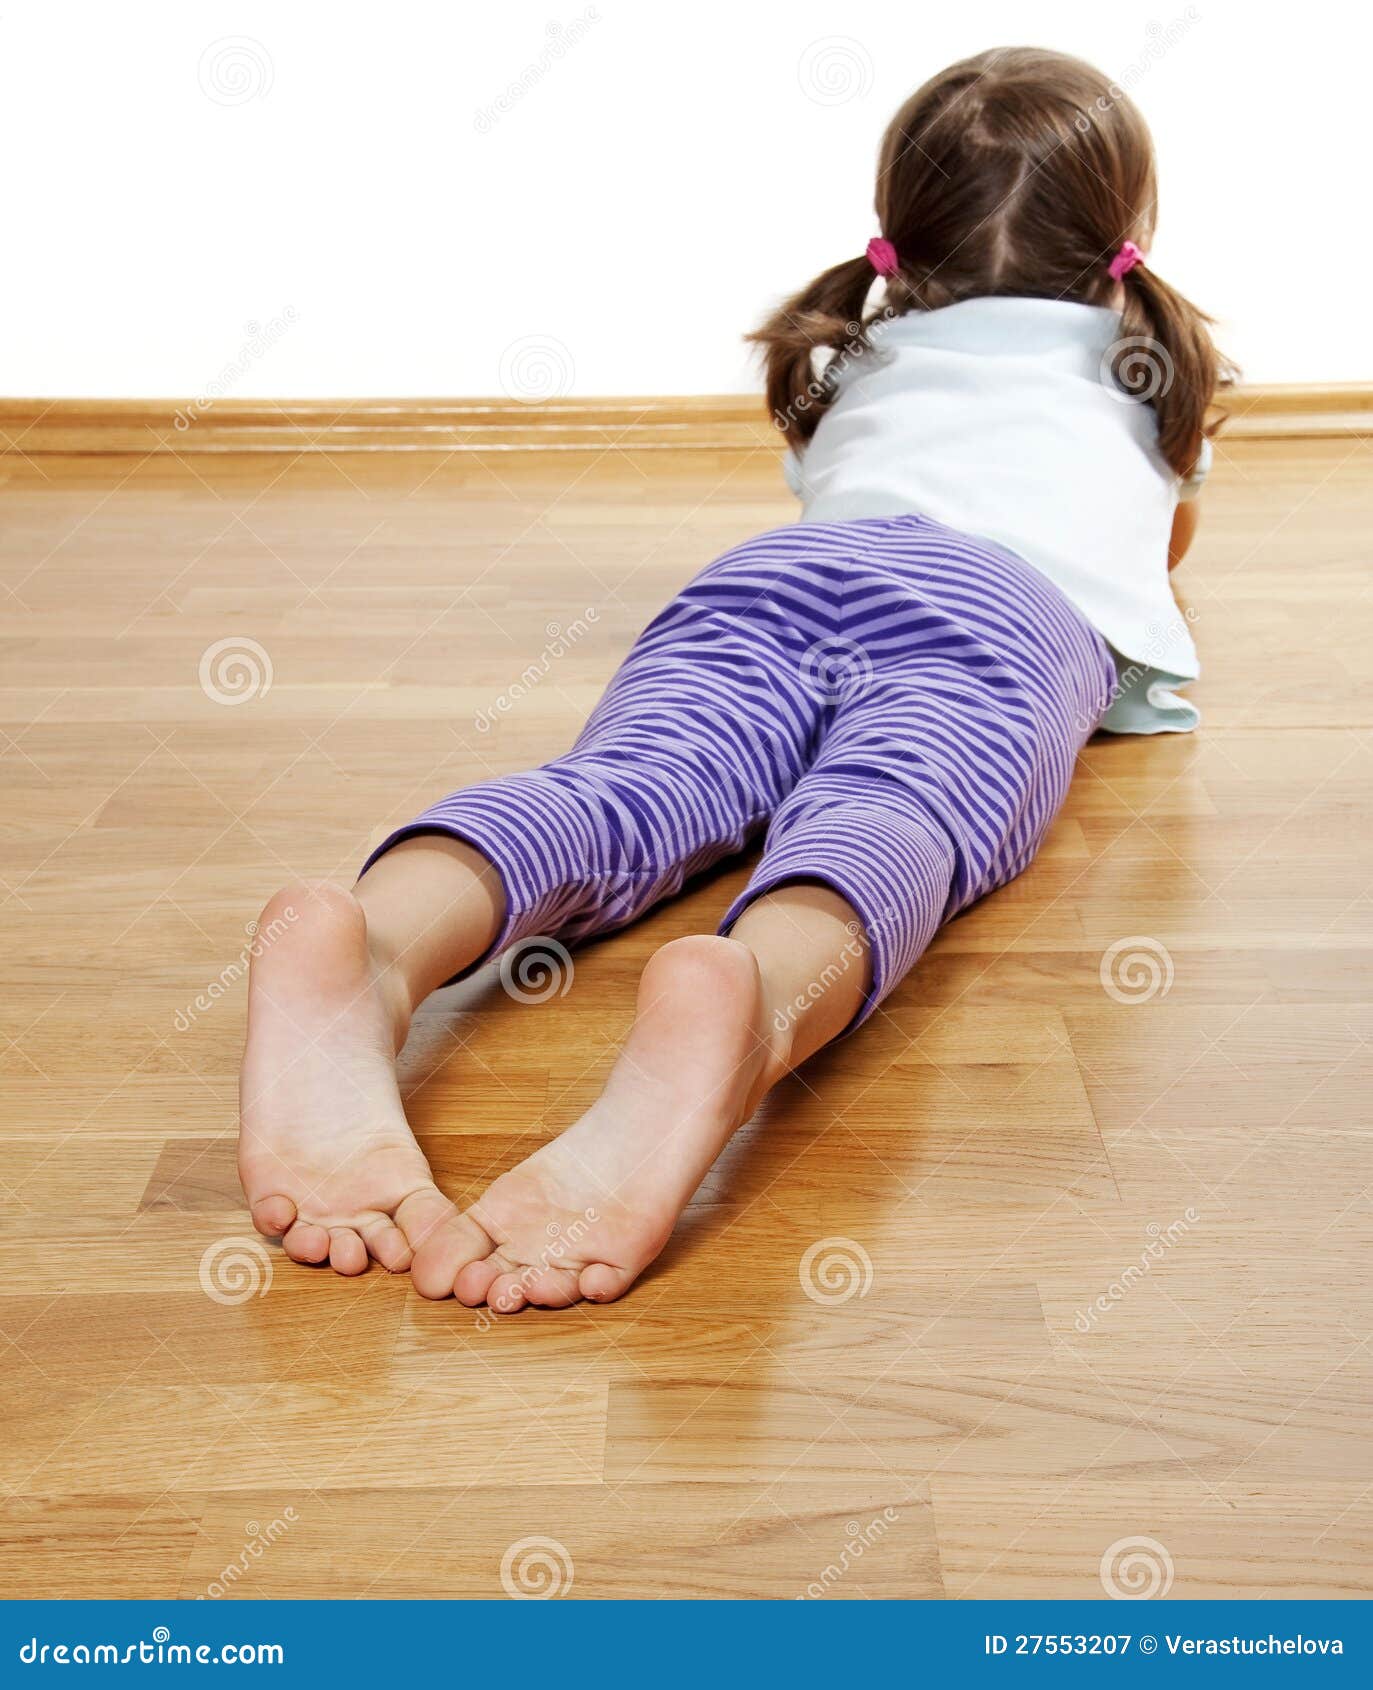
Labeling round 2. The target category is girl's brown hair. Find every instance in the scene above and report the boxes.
[750,47,1233,478]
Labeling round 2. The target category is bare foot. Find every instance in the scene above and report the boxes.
[410,935,785,1309]
[238,881,482,1275]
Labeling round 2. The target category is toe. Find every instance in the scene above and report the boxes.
[394,1187,461,1257]
[360,1217,412,1273]
[521,1264,584,1308]
[406,1198,496,1300]
[250,1194,296,1238]
[283,1222,331,1264]
[328,1228,368,1275]
[454,1251,518,1308]
[486,1270,530,1314]
[453,1257,500,1307]
[579,1262,638,1303]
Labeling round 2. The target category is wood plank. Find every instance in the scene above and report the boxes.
[0,1377,606,1495]
[932,1480,1373,1599]
[0,1495,201,1599]
[173,1483,941,1599]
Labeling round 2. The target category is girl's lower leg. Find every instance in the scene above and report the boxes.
[729,881,873,1105]
[352,847,870,1088]
[353,834,507,1041]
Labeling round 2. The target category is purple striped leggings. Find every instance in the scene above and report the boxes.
[362,516,1116,1028]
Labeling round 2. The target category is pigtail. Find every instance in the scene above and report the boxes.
[747,255,878,446]
[1112,264,1237,479]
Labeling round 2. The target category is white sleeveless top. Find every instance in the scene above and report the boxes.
[783,296,1208,734]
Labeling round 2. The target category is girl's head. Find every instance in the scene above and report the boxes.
[752,47,1231,477]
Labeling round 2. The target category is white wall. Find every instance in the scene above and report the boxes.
[3,0,1364,397]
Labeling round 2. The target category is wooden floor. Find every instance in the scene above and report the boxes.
[2,436,1371,1600]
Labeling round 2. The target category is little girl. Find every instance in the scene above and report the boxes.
[239,47,1229,1309]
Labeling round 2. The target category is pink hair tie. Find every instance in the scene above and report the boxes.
[866,237,899,277]
[1108,240,1145,281]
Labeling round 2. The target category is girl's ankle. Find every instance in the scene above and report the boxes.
[366,940,418,1053]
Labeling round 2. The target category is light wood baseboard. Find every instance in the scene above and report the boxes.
[1220,382,1373,439]
[0,397,776,456]
[1,385,1368,455]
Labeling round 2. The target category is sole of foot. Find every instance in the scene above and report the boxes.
[409,933,778,1309]
[237,879,473,1276]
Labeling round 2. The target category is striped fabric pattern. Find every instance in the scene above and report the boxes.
[362,515,1116,1027]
